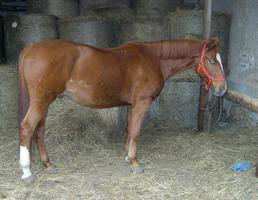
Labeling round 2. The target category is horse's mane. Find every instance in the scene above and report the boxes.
[138,39,205,60]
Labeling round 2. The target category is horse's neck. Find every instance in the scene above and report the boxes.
[139,40,204,80]
[159,57,197,80]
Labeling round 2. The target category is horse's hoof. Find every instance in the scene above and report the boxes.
[125,156,130,163]
[130,166,144,174]
[45,166,58,174]
[22,175,35,185]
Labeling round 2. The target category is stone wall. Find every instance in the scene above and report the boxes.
[215,0,258,127]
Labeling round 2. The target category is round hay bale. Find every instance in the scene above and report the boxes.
[118,17,169,44]
[27,0,79,17]
[86,8,134,23]
[151,81,200,128]
[182,0,204,10]
[0,65,18,127]
[58,16,116,48]
[0,17,4,63]
[4,15,58,64]
[169,10,230,78]
[85,8,134,44]
[80,0,130,14]
[133,0,182,19]
[47,96,128,144]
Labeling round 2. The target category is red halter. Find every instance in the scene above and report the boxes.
[197,45,225,90]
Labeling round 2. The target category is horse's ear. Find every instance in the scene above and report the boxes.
[207,37,219,51]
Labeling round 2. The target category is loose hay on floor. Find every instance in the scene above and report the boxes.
[1,112,258,199]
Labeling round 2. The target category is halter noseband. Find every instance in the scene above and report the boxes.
[197,45,225,90]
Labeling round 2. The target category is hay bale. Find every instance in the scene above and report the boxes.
[85,8,134,23]
[0,65,18,127]
[223,98,258,128]
[147,81,200,128]
[58,16,116,47]
[170,69,200,82]
[0,17,4,63]
[182,0,204,10]
[4,15,58,64]
[85,8,134,44]
[27,0,79,17]
[169,10,230,66]
[133,0,182,19]
[118,17,169,44]
[80,0,130,14]
[47,96,128,144]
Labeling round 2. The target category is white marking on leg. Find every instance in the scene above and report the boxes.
[216,53,224,72]
[19,146,32,179]
[125,156,130,163]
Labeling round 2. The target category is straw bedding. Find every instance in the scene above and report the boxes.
[1,104,258,199]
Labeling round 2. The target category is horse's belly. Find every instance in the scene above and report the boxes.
[64,82,127,109]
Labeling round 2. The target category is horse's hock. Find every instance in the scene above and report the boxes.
[4,15,58,64]
[58,16,116,48]
[27,0,79,17]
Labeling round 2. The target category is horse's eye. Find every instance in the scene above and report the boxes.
[209,59,216,64]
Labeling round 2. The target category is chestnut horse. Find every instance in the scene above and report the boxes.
[18,38,226,184]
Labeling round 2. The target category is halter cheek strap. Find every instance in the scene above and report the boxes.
[197,45,225,90]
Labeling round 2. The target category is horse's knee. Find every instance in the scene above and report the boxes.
[20,111,43,138]
[133,136,139,143]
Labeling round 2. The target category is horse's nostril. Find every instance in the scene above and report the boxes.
[215,87,221,93]
[218,88,226,96]
[212,87,226,97]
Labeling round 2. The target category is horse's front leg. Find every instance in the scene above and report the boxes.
[127,98,152,174]
[125,106,132,155]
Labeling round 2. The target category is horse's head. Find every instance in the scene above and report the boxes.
[196,38,227,96]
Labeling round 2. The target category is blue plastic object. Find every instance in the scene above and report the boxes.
[232,162,252,173]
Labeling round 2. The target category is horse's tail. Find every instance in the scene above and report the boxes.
[18,50,29,125]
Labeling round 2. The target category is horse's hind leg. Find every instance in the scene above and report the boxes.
[35,112,57,173]
[29,114,49,165]
[19,100,49,184]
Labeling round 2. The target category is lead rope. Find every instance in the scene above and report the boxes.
[217,96,223,122]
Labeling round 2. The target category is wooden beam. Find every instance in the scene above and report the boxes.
[203,0,212,40]
[226,90,258,113]
[197,0,213,132]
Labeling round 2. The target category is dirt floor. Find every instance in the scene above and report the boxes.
[1,102,258,200]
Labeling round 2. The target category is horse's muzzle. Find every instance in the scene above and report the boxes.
[211,81,227,96]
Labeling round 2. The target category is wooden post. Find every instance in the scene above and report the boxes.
[203,0,212,40]
[197,0,213,132]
